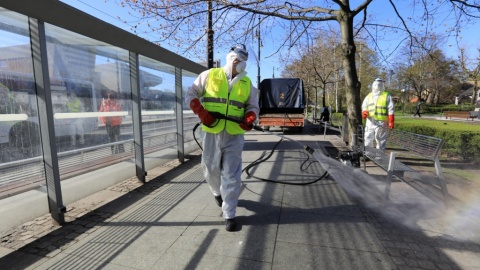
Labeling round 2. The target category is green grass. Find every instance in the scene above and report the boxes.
[413,165,478,182]
[443,168,478,182]
[395,116,480,132]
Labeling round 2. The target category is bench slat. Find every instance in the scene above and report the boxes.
[385,129,442,160]
[364,147,417,173]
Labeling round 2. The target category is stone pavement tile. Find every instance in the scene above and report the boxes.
[92,192,149,219]
[0,246,12,257]
[272,241,395,270]
[168,181,211,205]
[170,215,277,263]
[237,181,286,206]
[101,226,188,269]
[51,224,186,270]
[281,180,356,209]
[442,248,480,269]
[235,199,283,227]
[30,252,133,270]
[199,207,224,219]
[115,195,204,225]
[277,210,385,253]
[365,209,478,269]
[281,202,365,219]
[0,248,48,270]
[234,202,283,221]
[151,246,271,270]
[110,167,206,224]
[150,201,210,225]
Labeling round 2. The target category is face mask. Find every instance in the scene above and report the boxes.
[235,61,246,73]
[372,81,384,95]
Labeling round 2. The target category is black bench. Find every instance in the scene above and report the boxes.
[355,125,448,203]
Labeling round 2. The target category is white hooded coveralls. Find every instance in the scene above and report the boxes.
[185,54,259,219]
[361,79,394,150]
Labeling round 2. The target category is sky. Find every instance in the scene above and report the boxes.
[59,0,480,81]
[59,0,280,86]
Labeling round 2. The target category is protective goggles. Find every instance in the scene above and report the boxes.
[230,44,248,61]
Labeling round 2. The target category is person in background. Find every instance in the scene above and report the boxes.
[0,83,17,114]
[66,91,85,146]
[413,100,423,117]
[361,78,395,150]
[320,106,331,122]
[185,44,259,232]
[99,90,124,154]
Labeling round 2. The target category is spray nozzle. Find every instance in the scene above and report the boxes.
[304,145,315,154]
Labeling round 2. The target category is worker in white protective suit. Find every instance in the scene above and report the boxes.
[361,78,395,150]
[185,44,260,232]
[66,91,85,147]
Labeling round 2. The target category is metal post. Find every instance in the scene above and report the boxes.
[314,86,318,119]
[257,16,261,89]
[323,122,327,139]
[385,152,396,200]
[129,52,146,182]
[341,111,349,143]
[175,67,185,163]
[207,0,214,69]
[29,18,65,224]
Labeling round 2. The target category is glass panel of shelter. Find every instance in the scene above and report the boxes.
[138,55,179,171]
[0,4,204,232]
[42,22,136,204]
[0,8,47,200]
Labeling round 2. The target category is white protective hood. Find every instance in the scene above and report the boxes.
[371,78,385,96]
[223,51,247,89]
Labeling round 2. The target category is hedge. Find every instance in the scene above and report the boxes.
[395,118,480,161]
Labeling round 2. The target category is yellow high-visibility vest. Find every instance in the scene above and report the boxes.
[203,68,251,135]
[66,98,81,113]
[366,92,388,120]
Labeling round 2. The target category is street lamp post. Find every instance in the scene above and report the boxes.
[257,17,261,89]
[314,86,318,119]
[206,0,214,69]
[401,89,406,114]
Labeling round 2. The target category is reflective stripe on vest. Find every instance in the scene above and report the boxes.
[203,68,251,135]
[366,92,388,120]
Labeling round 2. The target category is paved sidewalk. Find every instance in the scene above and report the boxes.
[0,124,480,269]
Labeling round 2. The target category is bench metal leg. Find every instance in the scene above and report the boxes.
[362,154,366,171]
[384,152,396,200]
[434,158,449,203]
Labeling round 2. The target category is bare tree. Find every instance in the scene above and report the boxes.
[285,32,340,116]
[115,0,480,142]
[394,32,460,106]
[283,33,381,115]
[459,48,480,105]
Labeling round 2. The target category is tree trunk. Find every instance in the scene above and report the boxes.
[338,12,361,145]
[322,82,326,107]
[474,80,477,105]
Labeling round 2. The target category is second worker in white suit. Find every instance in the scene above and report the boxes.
[185,44,259,232]
[361,78,395,150]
